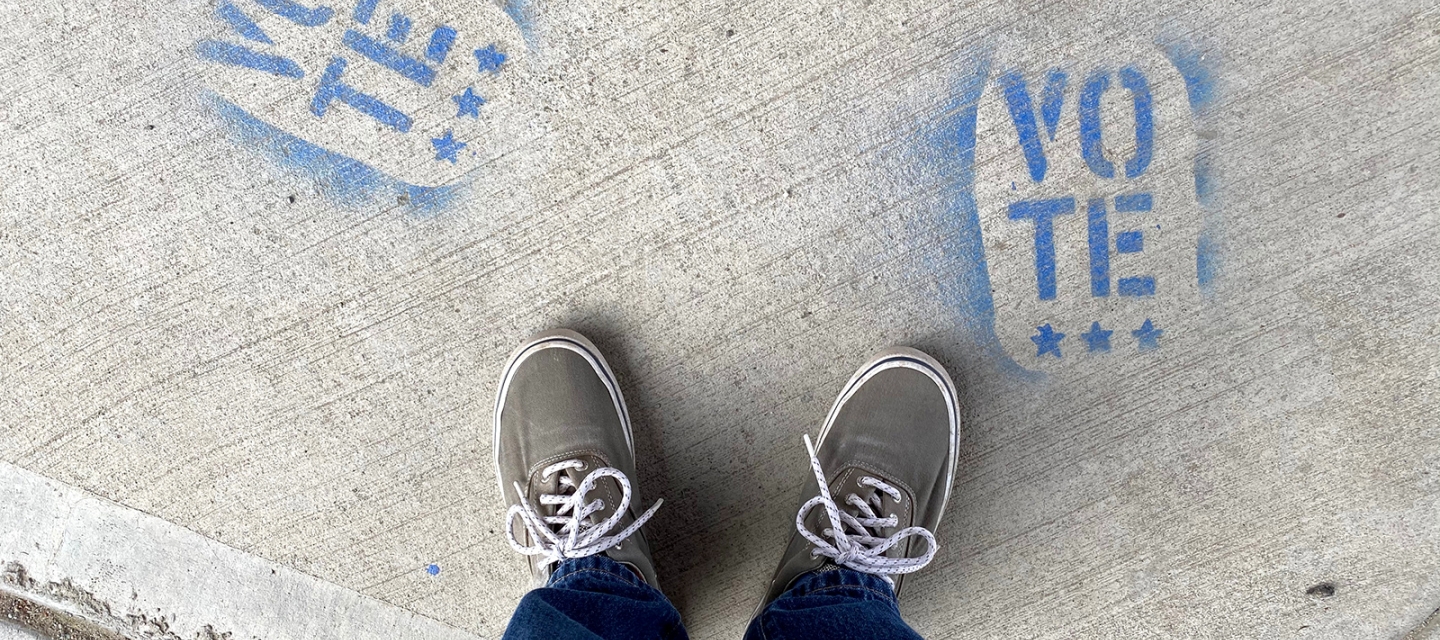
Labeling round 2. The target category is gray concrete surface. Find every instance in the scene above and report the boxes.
[1,0,1437,638]
[0,461,479,640]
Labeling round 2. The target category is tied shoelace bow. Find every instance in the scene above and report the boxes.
[505,459,662,570]
[795,434,938,585]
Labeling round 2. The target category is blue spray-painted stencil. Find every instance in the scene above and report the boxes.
[1007,197,1076,301]
[474,44,508,74]
[431,130,466,163]
[453,88,487,118]
[1081,322,1113,353]
[1031,324,1066,358]
[1132,319,1163,351]
[196,0,521,207]
[925,41,1221,374]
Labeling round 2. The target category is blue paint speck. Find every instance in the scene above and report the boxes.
[426,564,440,576]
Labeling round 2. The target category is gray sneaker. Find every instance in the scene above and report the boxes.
[494,329,663,588]
[755,347,960,609]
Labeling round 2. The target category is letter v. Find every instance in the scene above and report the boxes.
[997,69,1068,184]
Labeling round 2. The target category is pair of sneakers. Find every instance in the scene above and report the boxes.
[494,329,959,614]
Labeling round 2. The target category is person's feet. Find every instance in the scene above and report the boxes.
[494,329,662,588]
[757,347,960,608]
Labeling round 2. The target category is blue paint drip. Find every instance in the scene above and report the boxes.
[205,92,458,215]
[387,13,413,43]
[1087,198,1109,297]
[1078,70,1114,179]
[998,71,1047,183]
[216,2,272,44]
[426,564,441,576]
[344,30,437,86]
[312,58,413,132]
[253,0,334,27]
[921,54,1036,379]
[1008,197,1076,301]
[502,0,539,49]
[1117,276,1155,297]
[427,26,458,63]
[1118,66,1153,179]
[196,40,304,78]
[1115,230,1144,253]
[353,0,379,24]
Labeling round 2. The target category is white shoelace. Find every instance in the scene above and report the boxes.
[505,460,663,570]
[795,435,938,585]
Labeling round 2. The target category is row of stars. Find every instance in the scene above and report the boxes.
[1031,319,1163,357]
[429,45,507,164]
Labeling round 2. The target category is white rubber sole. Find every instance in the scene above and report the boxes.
[491,329,635,501]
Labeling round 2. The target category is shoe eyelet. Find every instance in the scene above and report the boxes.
[575,461,588,471]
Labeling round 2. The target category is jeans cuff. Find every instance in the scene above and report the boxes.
[546,554,646,590]
[782,566,900,607]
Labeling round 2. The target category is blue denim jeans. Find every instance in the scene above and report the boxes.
[501,555,924,640]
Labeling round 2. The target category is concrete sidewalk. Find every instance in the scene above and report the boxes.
[1,0,1437,637]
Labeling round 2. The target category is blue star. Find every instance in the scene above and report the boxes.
[453,87,486,118]
[1031,323,1065,358]
[474,44,507,74]
[1132,318,1163,351]
[1081,321,1113,352]
[431,130,466,164]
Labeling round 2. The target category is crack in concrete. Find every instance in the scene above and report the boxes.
[1405,604,1440,640]
[1,563,243,640]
